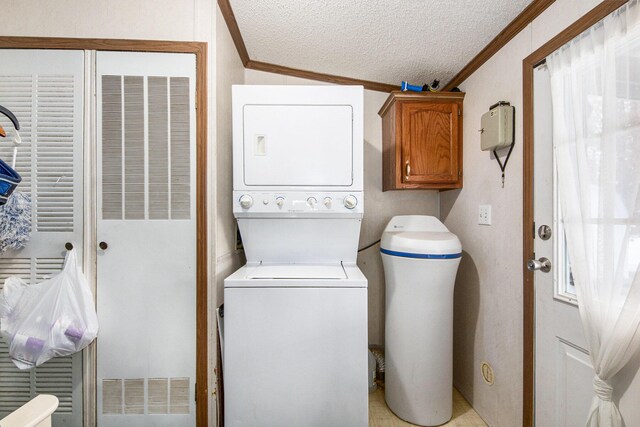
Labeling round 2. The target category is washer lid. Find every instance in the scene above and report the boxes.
[244,263,347,279]
[380,231,462,258]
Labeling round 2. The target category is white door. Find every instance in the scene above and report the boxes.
[533,65,595,426]
[95,52,197,426]
[0,49,85,427]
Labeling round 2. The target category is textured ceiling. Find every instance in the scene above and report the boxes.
[230,0,533,87]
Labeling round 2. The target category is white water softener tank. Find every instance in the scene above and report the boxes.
[381,215,462,426]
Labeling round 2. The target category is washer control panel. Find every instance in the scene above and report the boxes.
[233,191,363,214]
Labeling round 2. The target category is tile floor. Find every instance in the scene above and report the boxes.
[369,386,487,427]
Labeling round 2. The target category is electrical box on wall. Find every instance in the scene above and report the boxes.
[480,102,514,151]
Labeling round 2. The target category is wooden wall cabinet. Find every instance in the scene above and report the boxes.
[379,91,465,191]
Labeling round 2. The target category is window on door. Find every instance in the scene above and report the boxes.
[553,140,577,303]
[552,34,640,304]
[555,218,577,301]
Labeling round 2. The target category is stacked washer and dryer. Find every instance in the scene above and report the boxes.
[224,85,368,426]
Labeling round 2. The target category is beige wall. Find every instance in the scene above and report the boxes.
[0,0,212,41]
[215,7,245,315]
[243,69,440,344]
[214,5,246,426]
[440,1,640,426]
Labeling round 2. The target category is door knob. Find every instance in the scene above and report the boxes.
[99,241,108,250]
[527,257,551,273]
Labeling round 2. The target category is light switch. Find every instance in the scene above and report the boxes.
[479,205,492,225]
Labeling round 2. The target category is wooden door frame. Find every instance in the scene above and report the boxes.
[521,1,627,425]
[0,37,209,426]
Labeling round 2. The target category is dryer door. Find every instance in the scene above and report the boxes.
[242,105,353,187]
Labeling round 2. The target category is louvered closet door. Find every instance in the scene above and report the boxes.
[96,52,196,427]
[0,50,84,426]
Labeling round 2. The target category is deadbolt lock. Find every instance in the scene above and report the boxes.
[538,224,552,240]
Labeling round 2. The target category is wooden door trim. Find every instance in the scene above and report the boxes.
[521,2,627,426]
[0,36,209,427]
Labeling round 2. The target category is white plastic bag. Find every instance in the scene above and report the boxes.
[0,248,98,369]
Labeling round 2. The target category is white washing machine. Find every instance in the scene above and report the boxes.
[224,85,368,427]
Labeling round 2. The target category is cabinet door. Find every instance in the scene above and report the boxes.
[0,49,85,427]
[400,102,460,185]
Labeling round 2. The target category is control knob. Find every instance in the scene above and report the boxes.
[323,197,332,209]
[276,197,285,208]
[239,194,253,209]
[344,195,358,209]
[307,197,317,208]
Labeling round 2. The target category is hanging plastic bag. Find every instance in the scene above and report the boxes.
[0,248,98,369]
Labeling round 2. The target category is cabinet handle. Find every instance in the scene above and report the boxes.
[99,242,108,250]
[405,161,411,180]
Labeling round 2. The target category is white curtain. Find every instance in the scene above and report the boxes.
[547,2,640,426]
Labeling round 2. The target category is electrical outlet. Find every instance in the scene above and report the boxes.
[478,205,492,225]
[481,361,495,385]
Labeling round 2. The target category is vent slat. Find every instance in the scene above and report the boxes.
[102,379,123,415]
[148,76,169,219]
[34,74,76,233]
[124,76,144,220]
[101,75,192,221]
[35,354,75,412]
[148,378,168,414]
[169,377,190,414]
[0,259,30,290]
[0,340,34,413]
[170,77,191,220]
[101,75,123,220]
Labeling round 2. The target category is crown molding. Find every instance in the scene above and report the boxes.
[443,0,555,90]
[216,0,397,92]
[218,0,249,66]
[218,0,556,93]
[245,60,398,92]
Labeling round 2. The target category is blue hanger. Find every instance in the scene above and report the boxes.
[0,105,22,205]
[0,105,20,130]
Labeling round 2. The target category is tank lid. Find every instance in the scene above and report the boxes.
[380,215,461,257]
[380,231,462,258]
[382,215,448,233]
